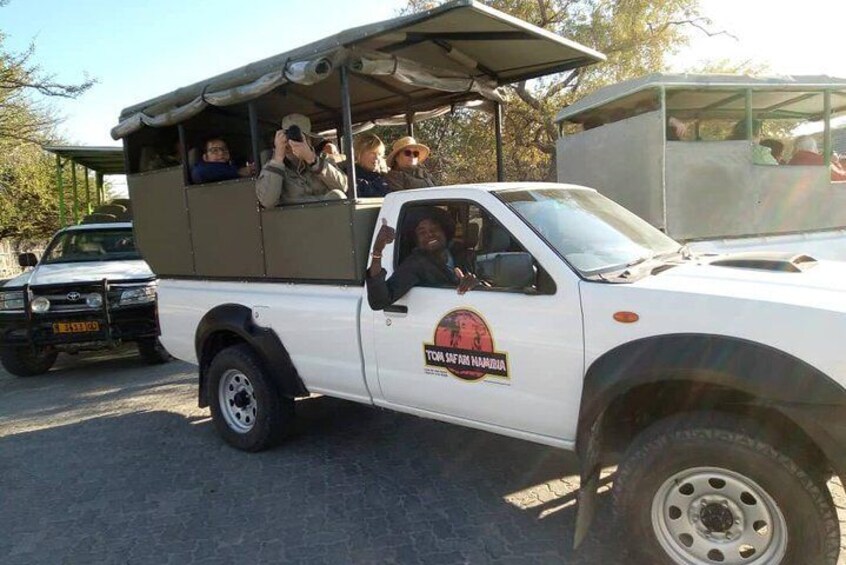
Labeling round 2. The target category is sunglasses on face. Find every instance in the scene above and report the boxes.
[402,149,420,158]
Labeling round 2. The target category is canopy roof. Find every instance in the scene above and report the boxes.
[556,73,846,123]
[43,146,125,175]
[113,0,605,139]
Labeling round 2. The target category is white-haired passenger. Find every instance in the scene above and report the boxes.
[789,135,846,181]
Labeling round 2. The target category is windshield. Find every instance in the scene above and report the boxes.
[42,228,141,264]
[496,187,680,276]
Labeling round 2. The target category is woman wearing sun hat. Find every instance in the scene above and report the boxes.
[385,136,435,191]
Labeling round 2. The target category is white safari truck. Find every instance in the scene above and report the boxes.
[555,73,846,259]
[114,3,844,564]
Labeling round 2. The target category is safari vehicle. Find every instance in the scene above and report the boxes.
[115,2,844,563]
[0,216,168,376]
[555,73,846,258]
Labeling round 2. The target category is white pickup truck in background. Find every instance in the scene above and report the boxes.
[0,222,168,376]
[157,183,844,565]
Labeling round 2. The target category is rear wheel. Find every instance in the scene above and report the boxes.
[613,412,840,564]
[0,346,58,377]
[137,337,170,364]
[207,344,294,451]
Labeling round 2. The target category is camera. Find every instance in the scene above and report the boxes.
[285,125,304,142]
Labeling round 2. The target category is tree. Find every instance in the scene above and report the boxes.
[398,0,718,183]
[0,0,95,242]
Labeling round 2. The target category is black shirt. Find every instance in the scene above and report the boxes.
[366,246,471,310]
[354,164,390,197]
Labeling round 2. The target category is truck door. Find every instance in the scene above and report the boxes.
[369,198,584,442]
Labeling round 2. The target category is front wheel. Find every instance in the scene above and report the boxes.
[207,344,294,452]
[613,412,840,565]
[0,346,58,377]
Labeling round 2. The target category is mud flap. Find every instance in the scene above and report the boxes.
[574,410,604,549]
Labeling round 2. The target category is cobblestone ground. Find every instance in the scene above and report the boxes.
[0,348,844,564]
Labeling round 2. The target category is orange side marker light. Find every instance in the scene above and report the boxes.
[613,311,639,323]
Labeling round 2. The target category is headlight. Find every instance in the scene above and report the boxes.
[119,284,156,306]
[0,291,25,311]
[31,296,51,313]
[86,293,103,308]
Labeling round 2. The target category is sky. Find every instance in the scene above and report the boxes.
[2,0,845,192]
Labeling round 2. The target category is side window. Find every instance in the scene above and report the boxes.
[396,201,547,293]
[465,204,540,292]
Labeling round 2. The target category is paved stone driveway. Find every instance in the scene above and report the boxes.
[1,348,844,564]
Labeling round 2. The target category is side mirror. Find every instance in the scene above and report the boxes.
[18,252,38,268]
[476,252,536,290]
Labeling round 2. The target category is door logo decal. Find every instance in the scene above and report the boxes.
[423,308,509,382]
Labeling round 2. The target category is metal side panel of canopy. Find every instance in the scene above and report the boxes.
[43,146,125,226]
[117,0,605,283]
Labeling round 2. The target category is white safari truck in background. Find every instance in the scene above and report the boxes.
[555,73,846,258]
[113,3,844,564]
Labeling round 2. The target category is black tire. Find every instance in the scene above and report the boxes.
[0,346,58,377]
[613,412,840,565]
[137,337,170,364]
[206,344,294,452]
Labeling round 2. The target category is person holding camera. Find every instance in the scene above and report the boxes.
[255,113,348,207]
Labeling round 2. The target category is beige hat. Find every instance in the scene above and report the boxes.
[280,113,313,137]
[387,136,430,167]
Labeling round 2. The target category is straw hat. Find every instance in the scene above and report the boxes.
[387,136,430,167]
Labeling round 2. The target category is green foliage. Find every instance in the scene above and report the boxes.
[397,0,709,182]
[0,2,96,242]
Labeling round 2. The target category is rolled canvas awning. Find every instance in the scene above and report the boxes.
[113,0,605,140]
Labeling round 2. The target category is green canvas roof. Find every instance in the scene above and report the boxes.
[113,0,605,139]
[43,145,125,175]
[556,73,846,123]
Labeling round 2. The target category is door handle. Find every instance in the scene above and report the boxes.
[384,304,408,314]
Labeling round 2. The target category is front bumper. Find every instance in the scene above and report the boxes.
[0,278,159,349]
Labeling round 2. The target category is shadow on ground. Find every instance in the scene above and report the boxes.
[0,388,628,564]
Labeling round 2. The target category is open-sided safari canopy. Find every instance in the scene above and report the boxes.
[116,0,604,282]
[555,73,846,242]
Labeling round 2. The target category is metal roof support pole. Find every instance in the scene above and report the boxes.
[84,167,91,213]
[406,113,415,137]
[340,64,357,200]
[745,89,753,141]
[335,121,345,154]
[248,101,262,170]
[96,172,104,204]
[659,85,668,233]
[494,101,504,182]
[71,161,79,223]
[823,89,832,164]
[177,125,190,186]
[55,155,66,227]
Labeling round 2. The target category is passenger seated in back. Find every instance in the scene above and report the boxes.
[255,113,348,207]
[729,120,778,166]
[191,137,254,184]
[760,138,785,164]
[789,136,846,181]
[385,136,435,191]
[666,116,687,141]
[350,133,390,197]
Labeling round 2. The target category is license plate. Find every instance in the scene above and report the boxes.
[52,321,100,334]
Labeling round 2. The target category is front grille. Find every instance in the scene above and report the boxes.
[27,279,154,314]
